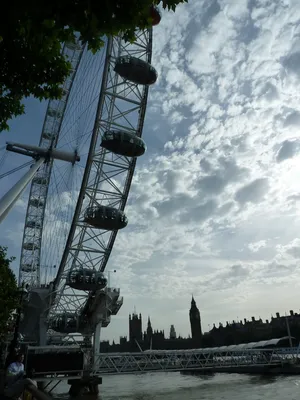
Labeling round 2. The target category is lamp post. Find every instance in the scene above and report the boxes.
[6,283,28,367]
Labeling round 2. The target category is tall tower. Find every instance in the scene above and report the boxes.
[169,324,176,339]
[129,312,142,343]
[189,296,202,347]
[146,316,153,340]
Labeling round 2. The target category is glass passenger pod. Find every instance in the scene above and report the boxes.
[21,264,37,273]
[42,131,56,141]
[26,221,41,229]
[61,89,68,101]
[150,5,162,26]
[47,109,62,119]
[66,42,82,51]
[114,56,158,86]
[32,177,48,185]
[101,130,146,157]
[84,206,128,230]
[49,314,79,334]
[111,298,123,315]
[102,314,111,328]
[29,198,44,208]
[23,242,38,251]
[67,268,107,291]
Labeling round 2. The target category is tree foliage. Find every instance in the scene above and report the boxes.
[0,246,18,339]
[0,0,187,131]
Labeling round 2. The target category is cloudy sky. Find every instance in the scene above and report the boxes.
[1,0,300,342]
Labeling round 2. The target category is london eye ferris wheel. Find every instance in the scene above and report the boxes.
[0,6,161,346]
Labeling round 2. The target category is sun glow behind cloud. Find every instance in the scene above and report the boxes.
[1,0,300,340]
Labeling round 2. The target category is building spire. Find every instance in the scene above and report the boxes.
[146,315,153,338]
[189,296,202,346]
[191,295,196,307]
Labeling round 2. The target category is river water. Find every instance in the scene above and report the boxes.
[54,372,300,399]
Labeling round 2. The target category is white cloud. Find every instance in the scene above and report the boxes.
[2,0,300,342]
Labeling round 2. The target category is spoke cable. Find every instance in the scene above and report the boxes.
[0,160,35,180]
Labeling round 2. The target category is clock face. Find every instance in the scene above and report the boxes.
[191,311,199,319]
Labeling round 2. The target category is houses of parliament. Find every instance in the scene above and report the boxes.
[100,296,202,352]
[100,297,300,352]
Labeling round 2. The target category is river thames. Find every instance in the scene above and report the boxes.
[55,372,300,399]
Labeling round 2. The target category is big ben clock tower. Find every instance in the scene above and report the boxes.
[189,296,202,347]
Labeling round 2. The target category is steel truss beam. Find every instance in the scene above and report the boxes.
[50,29,153,319]
[19,42,85,287]
[93,347,300,375]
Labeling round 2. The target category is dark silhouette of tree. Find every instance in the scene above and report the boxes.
[0,0,187,130]
[0,246,18,339]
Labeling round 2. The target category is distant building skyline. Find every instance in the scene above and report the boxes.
[112,302,300,346]
[100,301,300,353]
[128,297,202,344]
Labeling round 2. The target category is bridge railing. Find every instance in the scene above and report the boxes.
[93,348,300,375]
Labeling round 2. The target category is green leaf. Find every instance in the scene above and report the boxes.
[0,0,187,129]
[0,246,18,339]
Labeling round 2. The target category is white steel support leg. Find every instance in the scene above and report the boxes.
[93,322,102,370]
[0,157,45,223]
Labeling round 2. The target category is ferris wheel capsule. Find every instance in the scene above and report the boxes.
[42,132,56,141]
[84,205,128,230]
[49,313,79,333]
[32,177,48,185]
[66,42,82,51]
[47,109,62,119]
[29,198,44,208]
[150,5,162,26]
[101,130,146,157]
[21,264,37,273]
[67,268,107,291]
[114,56,158,85]
[23,242,38,251]
[26,220,41,229]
